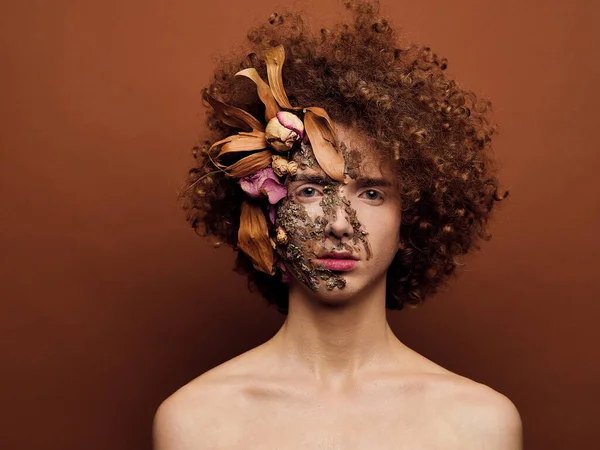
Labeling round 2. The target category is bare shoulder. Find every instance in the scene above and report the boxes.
[152,355,253,450]
[399,345,522,448]
[426,373,523,450]
[152,377,224,450]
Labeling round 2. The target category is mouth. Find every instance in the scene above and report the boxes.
[313,252,359,272]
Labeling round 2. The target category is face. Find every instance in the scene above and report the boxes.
[274,123,402,303]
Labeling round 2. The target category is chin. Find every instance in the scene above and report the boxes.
[296,273,372,305]
[311,291,359,308]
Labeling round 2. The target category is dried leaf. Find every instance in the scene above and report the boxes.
[209,131,267,158]
[238,200,275,275]
[202,89,264,131]
[303,108,345,182]
[264,45,294,109]
[223,150,273,178]
[235,68,280,122]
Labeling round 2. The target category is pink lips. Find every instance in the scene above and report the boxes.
[314,252,359,272]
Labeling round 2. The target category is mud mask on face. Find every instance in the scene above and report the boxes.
[274,142,372,292]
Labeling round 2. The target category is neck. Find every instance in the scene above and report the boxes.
[267,274,405,389]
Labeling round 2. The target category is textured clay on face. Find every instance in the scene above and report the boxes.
[275,142,372,292]
[340,140,362,181]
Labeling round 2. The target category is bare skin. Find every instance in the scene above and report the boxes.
[153,123,523,450]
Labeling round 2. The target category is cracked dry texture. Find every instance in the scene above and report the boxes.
[339,140,362,180]
[274,143,372,292]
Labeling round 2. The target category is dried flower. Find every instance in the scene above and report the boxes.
[271,155,298,177]
[270,155,288,177]
[265,111,304,151]
[202,44,347,277]
[238,167,287,204]
[277,260,291,283]
[287,161,298,176]
[238,201,275,275]
[267,204,277,225]
[275,226,288,245]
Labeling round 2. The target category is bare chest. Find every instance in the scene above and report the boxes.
[211,393,465,450]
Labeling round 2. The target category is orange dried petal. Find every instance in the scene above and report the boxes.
[238,201,275,275]
[203,89,264,131]
[303,108,345,182]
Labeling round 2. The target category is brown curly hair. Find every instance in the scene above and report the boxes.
[177,0,508,315]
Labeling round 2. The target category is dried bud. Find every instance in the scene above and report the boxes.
[286,161,298,176]
[275,226,288,245]
[265,111,304,152]
[271,155,289,177]
[271,155,299,177]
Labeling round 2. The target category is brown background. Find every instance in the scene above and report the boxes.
[1,0,598,449]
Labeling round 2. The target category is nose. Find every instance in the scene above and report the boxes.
[325,205,354,240]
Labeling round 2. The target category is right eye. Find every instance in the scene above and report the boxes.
[294,185,323,201]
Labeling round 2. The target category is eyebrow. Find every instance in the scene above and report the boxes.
[354,176,393,188]
[290,173,393,188]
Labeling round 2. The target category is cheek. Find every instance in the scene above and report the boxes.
[356,208,401,249]
[274,197,347,292]
[302,201,326,219]
[275,198,325,247]
[352,200,400,246]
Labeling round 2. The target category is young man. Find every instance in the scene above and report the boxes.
[154,1,522,448]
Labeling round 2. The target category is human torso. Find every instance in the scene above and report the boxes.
[210,373,468,449]
[177,344,493,449]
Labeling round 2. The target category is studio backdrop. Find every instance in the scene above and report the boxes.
[1,0,598,449]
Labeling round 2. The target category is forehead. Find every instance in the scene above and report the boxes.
[337,123,389,176]
[292,122,396,183]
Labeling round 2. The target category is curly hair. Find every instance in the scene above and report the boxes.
[177,0,508,315]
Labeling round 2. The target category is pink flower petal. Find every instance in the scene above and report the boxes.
[260,178,287,204]
[277,260,291,283]
[238,177,261,198]
[267,205,276,225]
[239,167,287,204]
[239,167,271,198]
[276,111,304,139]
